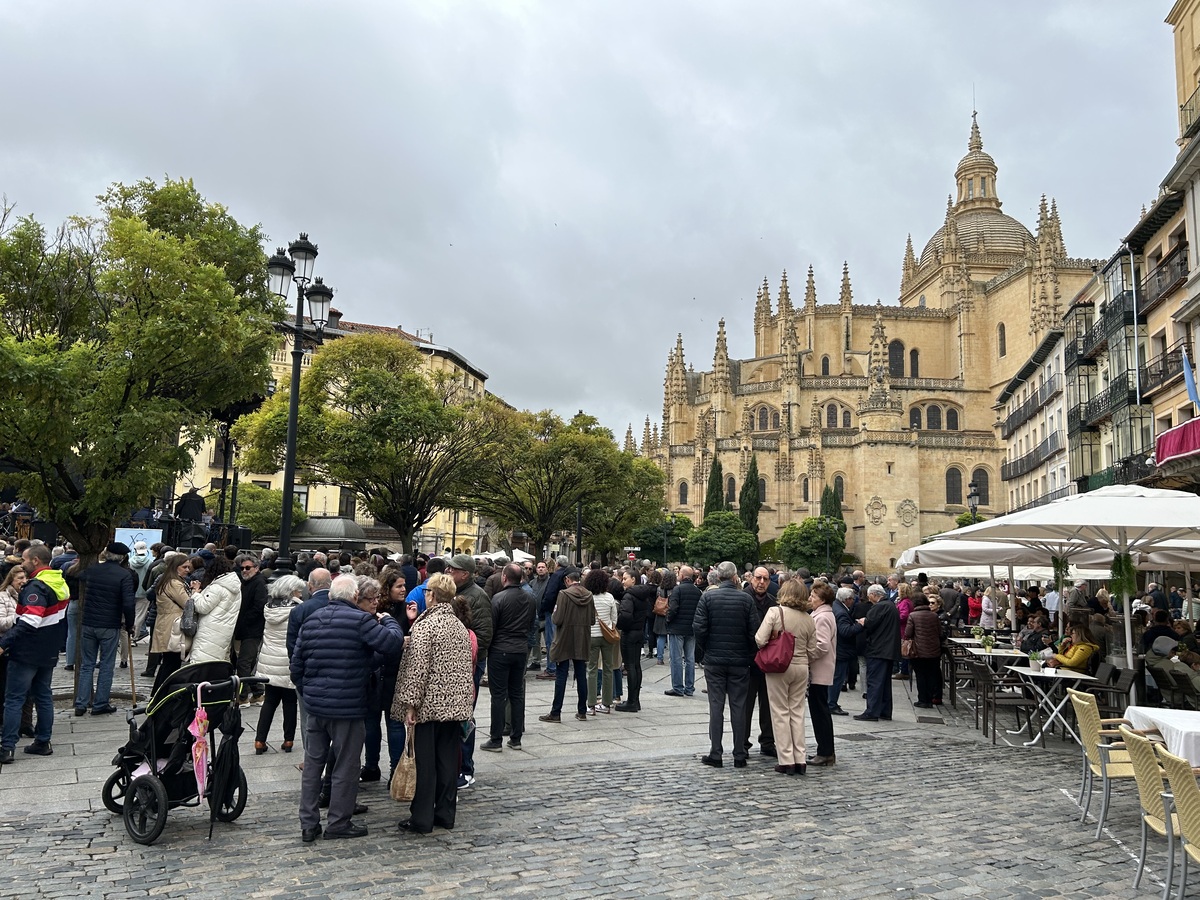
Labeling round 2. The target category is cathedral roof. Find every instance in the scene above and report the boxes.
[919,208,1035,267]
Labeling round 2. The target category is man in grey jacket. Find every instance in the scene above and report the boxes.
[692,562,760,769]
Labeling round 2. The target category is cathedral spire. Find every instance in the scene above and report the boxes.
[804,265,817,312]
[651,422,659,450]
[901,233,917,293]
[839,261,853,310]
[954,111,1001,212]
[711,319,731,395]
[968,110,983,152]
[624,424,636,454]
[1049,198,1066,258]
[777,269,793,317]
[642,416,652,454]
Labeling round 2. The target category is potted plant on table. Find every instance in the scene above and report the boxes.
[971,625,985,640]
[980,634,996,653]
[1028,651,1042,672]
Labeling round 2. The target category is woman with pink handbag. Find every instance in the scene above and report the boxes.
[753,579,817,775]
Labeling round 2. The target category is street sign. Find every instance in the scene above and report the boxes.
[628,552,636,560]
[623,546,640,552]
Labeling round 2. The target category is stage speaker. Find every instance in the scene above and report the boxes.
[220,525,251,550]
[31,520,58,545]
[177,522,209,549]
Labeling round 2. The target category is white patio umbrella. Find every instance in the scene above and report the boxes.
[936,485,1200,668]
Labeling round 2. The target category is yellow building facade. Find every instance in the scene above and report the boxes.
[643,116,1099,570]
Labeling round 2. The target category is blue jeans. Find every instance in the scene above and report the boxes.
[364,710,407,774]
[76,625,119,712]
[656,634,667,661]
[668,634,696,695]
[543,619,557,674]
[2,660,54,749]
[460,657,484,777]
[829,656,852,710]
[65,600,81,667]
[551,659,587,717]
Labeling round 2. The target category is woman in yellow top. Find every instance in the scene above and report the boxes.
[1044,624,1099,674]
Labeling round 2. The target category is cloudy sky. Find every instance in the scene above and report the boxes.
[0,1,1179,440]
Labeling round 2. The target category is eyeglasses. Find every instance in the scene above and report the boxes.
[360,593,379,601]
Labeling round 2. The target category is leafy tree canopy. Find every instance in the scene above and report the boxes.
[820,485,843,520]
[632,514,694,566]
[777,516,847,573]
[205,483,305,540]
[0,178,281,555]
[581,454,666,563]
[684,510,758,569]
[955,510,987,529]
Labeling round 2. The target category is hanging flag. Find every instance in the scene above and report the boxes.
[1184,344,1200,412]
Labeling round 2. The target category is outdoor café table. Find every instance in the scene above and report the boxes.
[1124,706,1200,766]
[949,637,982,646]
[1005,666,1097,748]
[967,646,1026,670]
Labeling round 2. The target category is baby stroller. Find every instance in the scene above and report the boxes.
[102,661,265,845]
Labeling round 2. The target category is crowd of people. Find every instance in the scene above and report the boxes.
[1,528,1182,844]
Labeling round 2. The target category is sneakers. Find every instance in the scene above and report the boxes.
[663,689,684,697]
[538,714,561,723]
[23,741,52,756]
[480,739,503,752]
[574,713,588,721]
[360,764,381,781]
[507,739,522,750]
[0,748,14,764]
[593,704,610,715]
[457,774,475,790]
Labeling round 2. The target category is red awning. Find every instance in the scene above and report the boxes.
[1157,418,1200,466]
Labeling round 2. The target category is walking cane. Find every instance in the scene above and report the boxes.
[124,631,137,707]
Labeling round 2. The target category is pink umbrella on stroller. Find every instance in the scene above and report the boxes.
[187,684,212,801]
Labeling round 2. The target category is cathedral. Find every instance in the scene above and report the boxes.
[637,115,1101,570]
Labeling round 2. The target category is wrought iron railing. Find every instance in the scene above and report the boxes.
[1000,430,1064,481]
[1182,81,1200,140]
[1001,373,1062,439]
[1140,338,1190,396]
[1140,244,1189,314]
[1011,483,1076,512]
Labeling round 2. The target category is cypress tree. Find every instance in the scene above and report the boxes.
[738,455,761,537]
[704,457,725,517]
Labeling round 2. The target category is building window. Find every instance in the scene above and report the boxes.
[293,485,309,513]
[946,408,959,430]
[842,410,851,428]
[758,478,767,503]
[926,405,942,430]
[801,477,809,502]
[844,319,851,351]
[827,404,838,429]
[918,295,926,307]
[888,340,905,377]
[981,176,988,197]
[967,178,974,199]
[679,481,688,506]
[251,480,272,490]
[821,355,830,377]
[725,476,736,504]
[758,408,768,431]
[909,408,921,430]
[909,349,919,378]
[998,323,1006,357]
[833,475,845,502]
[338,488,357,519]
[772,410,780,429]
[946,467,962,505]
[972,468,990,506]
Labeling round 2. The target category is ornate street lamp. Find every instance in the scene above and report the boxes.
[267,234,336,572]
[967,481,980,525]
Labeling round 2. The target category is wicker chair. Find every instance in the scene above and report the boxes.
[1118,725,1175,894]
[1154,743,1200,900]
[1066,687,1135,839]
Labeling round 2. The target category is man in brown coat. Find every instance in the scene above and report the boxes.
[538,569,594,723]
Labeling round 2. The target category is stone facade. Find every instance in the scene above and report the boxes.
[640,116,1099,570]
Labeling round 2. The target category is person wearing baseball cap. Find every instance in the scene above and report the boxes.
[445,554,492,789]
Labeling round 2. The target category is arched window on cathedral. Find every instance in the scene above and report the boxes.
[926,404,942,430]
[758,478,766,504]
[821,355,830,377]
[909,407,921,430]
[726,476,736,504]
[918,294,926,307]
[909,349,919,378]
[998,323,1006,358]
[679,481,688,506]
[771,410,780,430]
[888,340,905,377]
[972,468,990,506]
[827,404,837,429]
[758,408,768,432]
[946,408,959,430]
[842,410,851,428]
[945,467,962,505]
[801,477,809,502]
[833,475,845,502]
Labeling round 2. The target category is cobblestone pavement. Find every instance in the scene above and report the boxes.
[0,650,1167,898]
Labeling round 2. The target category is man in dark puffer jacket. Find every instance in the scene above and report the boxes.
[292,574,403,842]
[693,561,761,769]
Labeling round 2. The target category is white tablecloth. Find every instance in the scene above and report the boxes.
[1124,706,1200,766]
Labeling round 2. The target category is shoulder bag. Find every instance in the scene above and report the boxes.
[179,595,199,637]
[390,723,417,802]
[653,595,669,617]
[598,617,621,644]
[754,609,795,673]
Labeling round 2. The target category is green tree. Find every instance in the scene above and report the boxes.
[955,510,987,529]
[460,409,625,555]
[0,179,281,557]
[738,455,761,538]
[580,454,666,563]
[684,510,758,569]
[820,484,843,520]
[777,517,847,573]
[206,483,305,539]
[235,332,504,554]
[704,457,725,517]
[632,514,694,565]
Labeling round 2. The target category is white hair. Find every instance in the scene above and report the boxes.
[867,584,886,597]
[329,574,359,603]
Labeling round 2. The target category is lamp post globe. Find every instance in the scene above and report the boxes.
[967,481,980,525]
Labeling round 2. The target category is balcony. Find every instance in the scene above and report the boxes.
[1139,338,1191,397]
[1084,468,1116,493]
[1140,244,1189,314]
[1083,373,1136,426]
[1010,483,1076,513]
[1000,430,1064,482]
[1115,454,1155,484]
[1000,373,1061,439]
[1079,317,1108,361]
[1183,81,1200,140]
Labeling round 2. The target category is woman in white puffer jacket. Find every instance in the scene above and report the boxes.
[254,574,305,753]
[185,556,242,665]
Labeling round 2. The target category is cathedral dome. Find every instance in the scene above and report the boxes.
[919,208,1034,267]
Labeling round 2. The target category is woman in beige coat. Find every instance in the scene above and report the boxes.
[753,578,817,775]
[151,553,193,694]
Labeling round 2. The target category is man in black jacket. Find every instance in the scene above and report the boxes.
[75,543,136,716]
[855,584,901,722]
[233,553,268,703]
[481,564,537,751]
[742,567,778,756]
[693,561,761,768]
[665,565,703,697]
[829,586,858,715]
[615,567,654,712]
